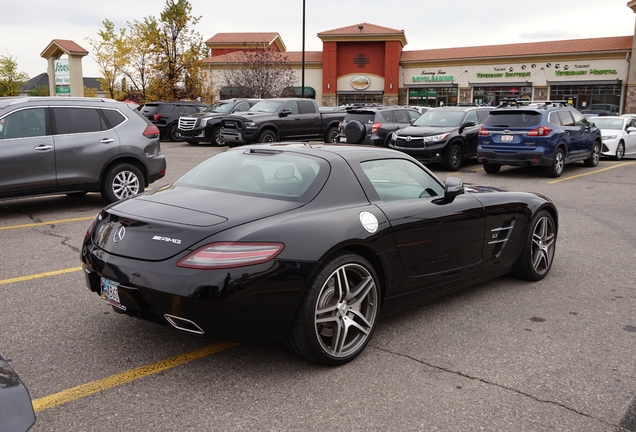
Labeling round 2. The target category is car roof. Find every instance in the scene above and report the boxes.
[0,96,122,109]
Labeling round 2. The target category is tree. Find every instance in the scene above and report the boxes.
[0,54,29,96]
[120,17,158,102]
[221,50,297,99]
[88,19,127,99]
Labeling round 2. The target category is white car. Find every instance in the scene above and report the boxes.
[590,116,636,160]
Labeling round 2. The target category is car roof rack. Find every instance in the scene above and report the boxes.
[496,98,570,109]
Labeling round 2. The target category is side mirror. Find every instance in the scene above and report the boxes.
[280,108,292,117]
[627,127,636,133]
[433,177,464,204]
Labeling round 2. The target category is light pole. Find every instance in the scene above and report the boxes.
[301,0,306,98]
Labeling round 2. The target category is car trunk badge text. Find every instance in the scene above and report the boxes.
[359,211,378,233]
[113,226,126,243]
[152,236,182,245]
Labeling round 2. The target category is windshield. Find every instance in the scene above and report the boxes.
[413,110,465,127]
[204,102,233,113]
[249,100,283,113]
[590,117,625,130]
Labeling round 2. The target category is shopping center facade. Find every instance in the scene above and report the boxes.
[204,6,636,113]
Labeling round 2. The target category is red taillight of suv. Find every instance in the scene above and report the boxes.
[152,113,163,121]
[143,125,161,138]
[371,122,382,134]
[527,126,552,136]
[478,126,489,136]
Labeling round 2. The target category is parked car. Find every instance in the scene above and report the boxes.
[221,98,346,146]
[0,355,36,431]
[580,103,619,118]
[337,106,421,147]
[141,101,207,141]
[588,116,636,160]
[477,101,602,177]
[0,97,166,203]
[82,143,558,366]
[177,98,260,146]
[387,106,491,170]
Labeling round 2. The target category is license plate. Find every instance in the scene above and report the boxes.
[339,136,347,143]
[100,277,126,310]
[501,135,514,142]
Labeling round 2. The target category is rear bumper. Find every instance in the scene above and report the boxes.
[477,150,553,167]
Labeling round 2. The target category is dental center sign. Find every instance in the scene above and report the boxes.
[54,59,70,85]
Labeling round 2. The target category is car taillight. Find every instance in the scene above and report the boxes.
[338,121,343,131]
[152,113,163,121]
[177,242,285,269]
[478,126,489,136]
[527,126,552,136]
[143,125,161,138]
[371,122,382,134]
[86,213,101,237]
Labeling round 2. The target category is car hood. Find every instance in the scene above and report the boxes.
[397,125,456,137]
[185,112,224,119]
[91,185,304,261]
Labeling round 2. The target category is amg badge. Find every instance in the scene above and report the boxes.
[152,235,182,245]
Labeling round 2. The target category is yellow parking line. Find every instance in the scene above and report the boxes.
[0,216,94,231]
[548,161,634,184]
[0,267,82,285]
[32,342,239,412]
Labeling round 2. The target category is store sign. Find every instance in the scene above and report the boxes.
[476,72,531,78]
[413,70,454,83]
[555,68,618,76]
[54,59,70,86]
[351,76,371,90]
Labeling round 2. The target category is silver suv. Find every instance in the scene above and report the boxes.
[0,97,166,203]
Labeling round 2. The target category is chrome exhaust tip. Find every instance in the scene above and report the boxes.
[164,314,205,335]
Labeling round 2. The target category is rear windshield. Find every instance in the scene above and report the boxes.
[483,111,542,128]
[344,112,375,124]
[175,149,329,201]
[140,104,159,115]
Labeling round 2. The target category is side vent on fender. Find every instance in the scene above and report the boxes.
[489,220,515,258]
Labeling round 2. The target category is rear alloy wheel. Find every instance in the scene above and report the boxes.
[168,124,181,142]
[324,126,338,143]
[584,140,601,167]
[614,141,625,161]
[483,162,501,174]
[443,143,463,171]
[286,253,380,366]
[101,163,144,203]
[547,148,565,177]
[514,210,557,281]
[258,130,277,143]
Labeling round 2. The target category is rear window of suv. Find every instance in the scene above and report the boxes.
[344,112,375,124]
[483,111,542,128]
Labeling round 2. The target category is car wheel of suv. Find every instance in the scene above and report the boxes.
[168,124,181,142]
[614,141,625,160]
[547,148,565,177]
[101,163,145,203]
[584,140,601,167]
[210,126,224,146]
[324,126,338,143]
[258,130,277,143]
[344,120,366,144]
[444,143,463,171]
[483,162,501,174]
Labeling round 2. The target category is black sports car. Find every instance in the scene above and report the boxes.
[81,143,558,366]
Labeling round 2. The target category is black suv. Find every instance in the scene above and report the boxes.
[337,106,421,147]
[177,99,260,146]
[141,101,207,141]
[388,106,491,170]
[477,100,602,177]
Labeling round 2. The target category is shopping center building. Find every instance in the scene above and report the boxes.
[204,3,636,114]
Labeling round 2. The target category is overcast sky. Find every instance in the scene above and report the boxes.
[1,0,635,79]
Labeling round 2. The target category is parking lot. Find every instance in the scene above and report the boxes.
[2,141,636,431]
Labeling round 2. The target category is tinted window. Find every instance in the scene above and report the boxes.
[102,109,126,128]
[53,107,106,134]
[548,111,561,126]
[483,111,542,128]
[476,110,490,123]
[558,111,575,127]
[283,101,299,115]
[379,111,396,123]
[394,110,410,123]
[0,108,46,139]
[298,100,316,114]
[157,104,176,114]
[570,110,588,127]
[360,159,444,202]
[407,110,420,122]
[465,111,478,124]
[235,102,250,112]
[345,113,375,124]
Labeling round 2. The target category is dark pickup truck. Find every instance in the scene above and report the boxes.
[177,98,260,146]
[220,98,345,146]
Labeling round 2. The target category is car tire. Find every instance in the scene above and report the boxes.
[168,124,181,142]
[210,126,224,146]
[547,148,565,177]
[513,210,557,281]
[483,162,501,174]
[285,252,380,366]
[614,141,625,161]
[324,126,338,143]
[344,120,366,144]
[443,143,463,171]
[101,163,145,204]
[258,130,277,143]
[584,140,601,167]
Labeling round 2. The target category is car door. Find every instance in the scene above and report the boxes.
[298,100,321,138]
[278,100,302,139]
[51,106,121,187]
[0,107,56,195]
[557,110,584,158]
[357,158,486,293]
[624,117,636,155]
[461,110,481,155]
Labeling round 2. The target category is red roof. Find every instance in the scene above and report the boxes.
[40,39,89,58]
[205,32,280,44]
[204,51,322,65]
[318,22,405,36]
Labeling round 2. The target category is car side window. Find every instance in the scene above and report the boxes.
[380,111,396,123]
[101,109,126,128]
[283,101,299,115]
[548,111,561,126]
[234,102,249,112]
[407,110,420,122]
[298,100,316,114]
[394,110,410,124]
[557,110,575,127]
[0,108,46,140]
[476,110,490,124]
[465,111,478,125]
[570,110,588,127]
[52,107,107,135]
[360,159,444,202]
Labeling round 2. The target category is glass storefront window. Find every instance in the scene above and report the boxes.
[408,87,457,107]
[550,85,621,115]
[337,93,383,105]
[472,86,533,106]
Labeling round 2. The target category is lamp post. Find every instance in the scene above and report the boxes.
[301,0,305,98]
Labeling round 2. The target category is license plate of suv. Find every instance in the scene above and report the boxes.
[501,135,514,142]
[100,277,126,310]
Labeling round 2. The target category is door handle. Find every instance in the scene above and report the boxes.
[100,138,115,144]
[34,144,53,151]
